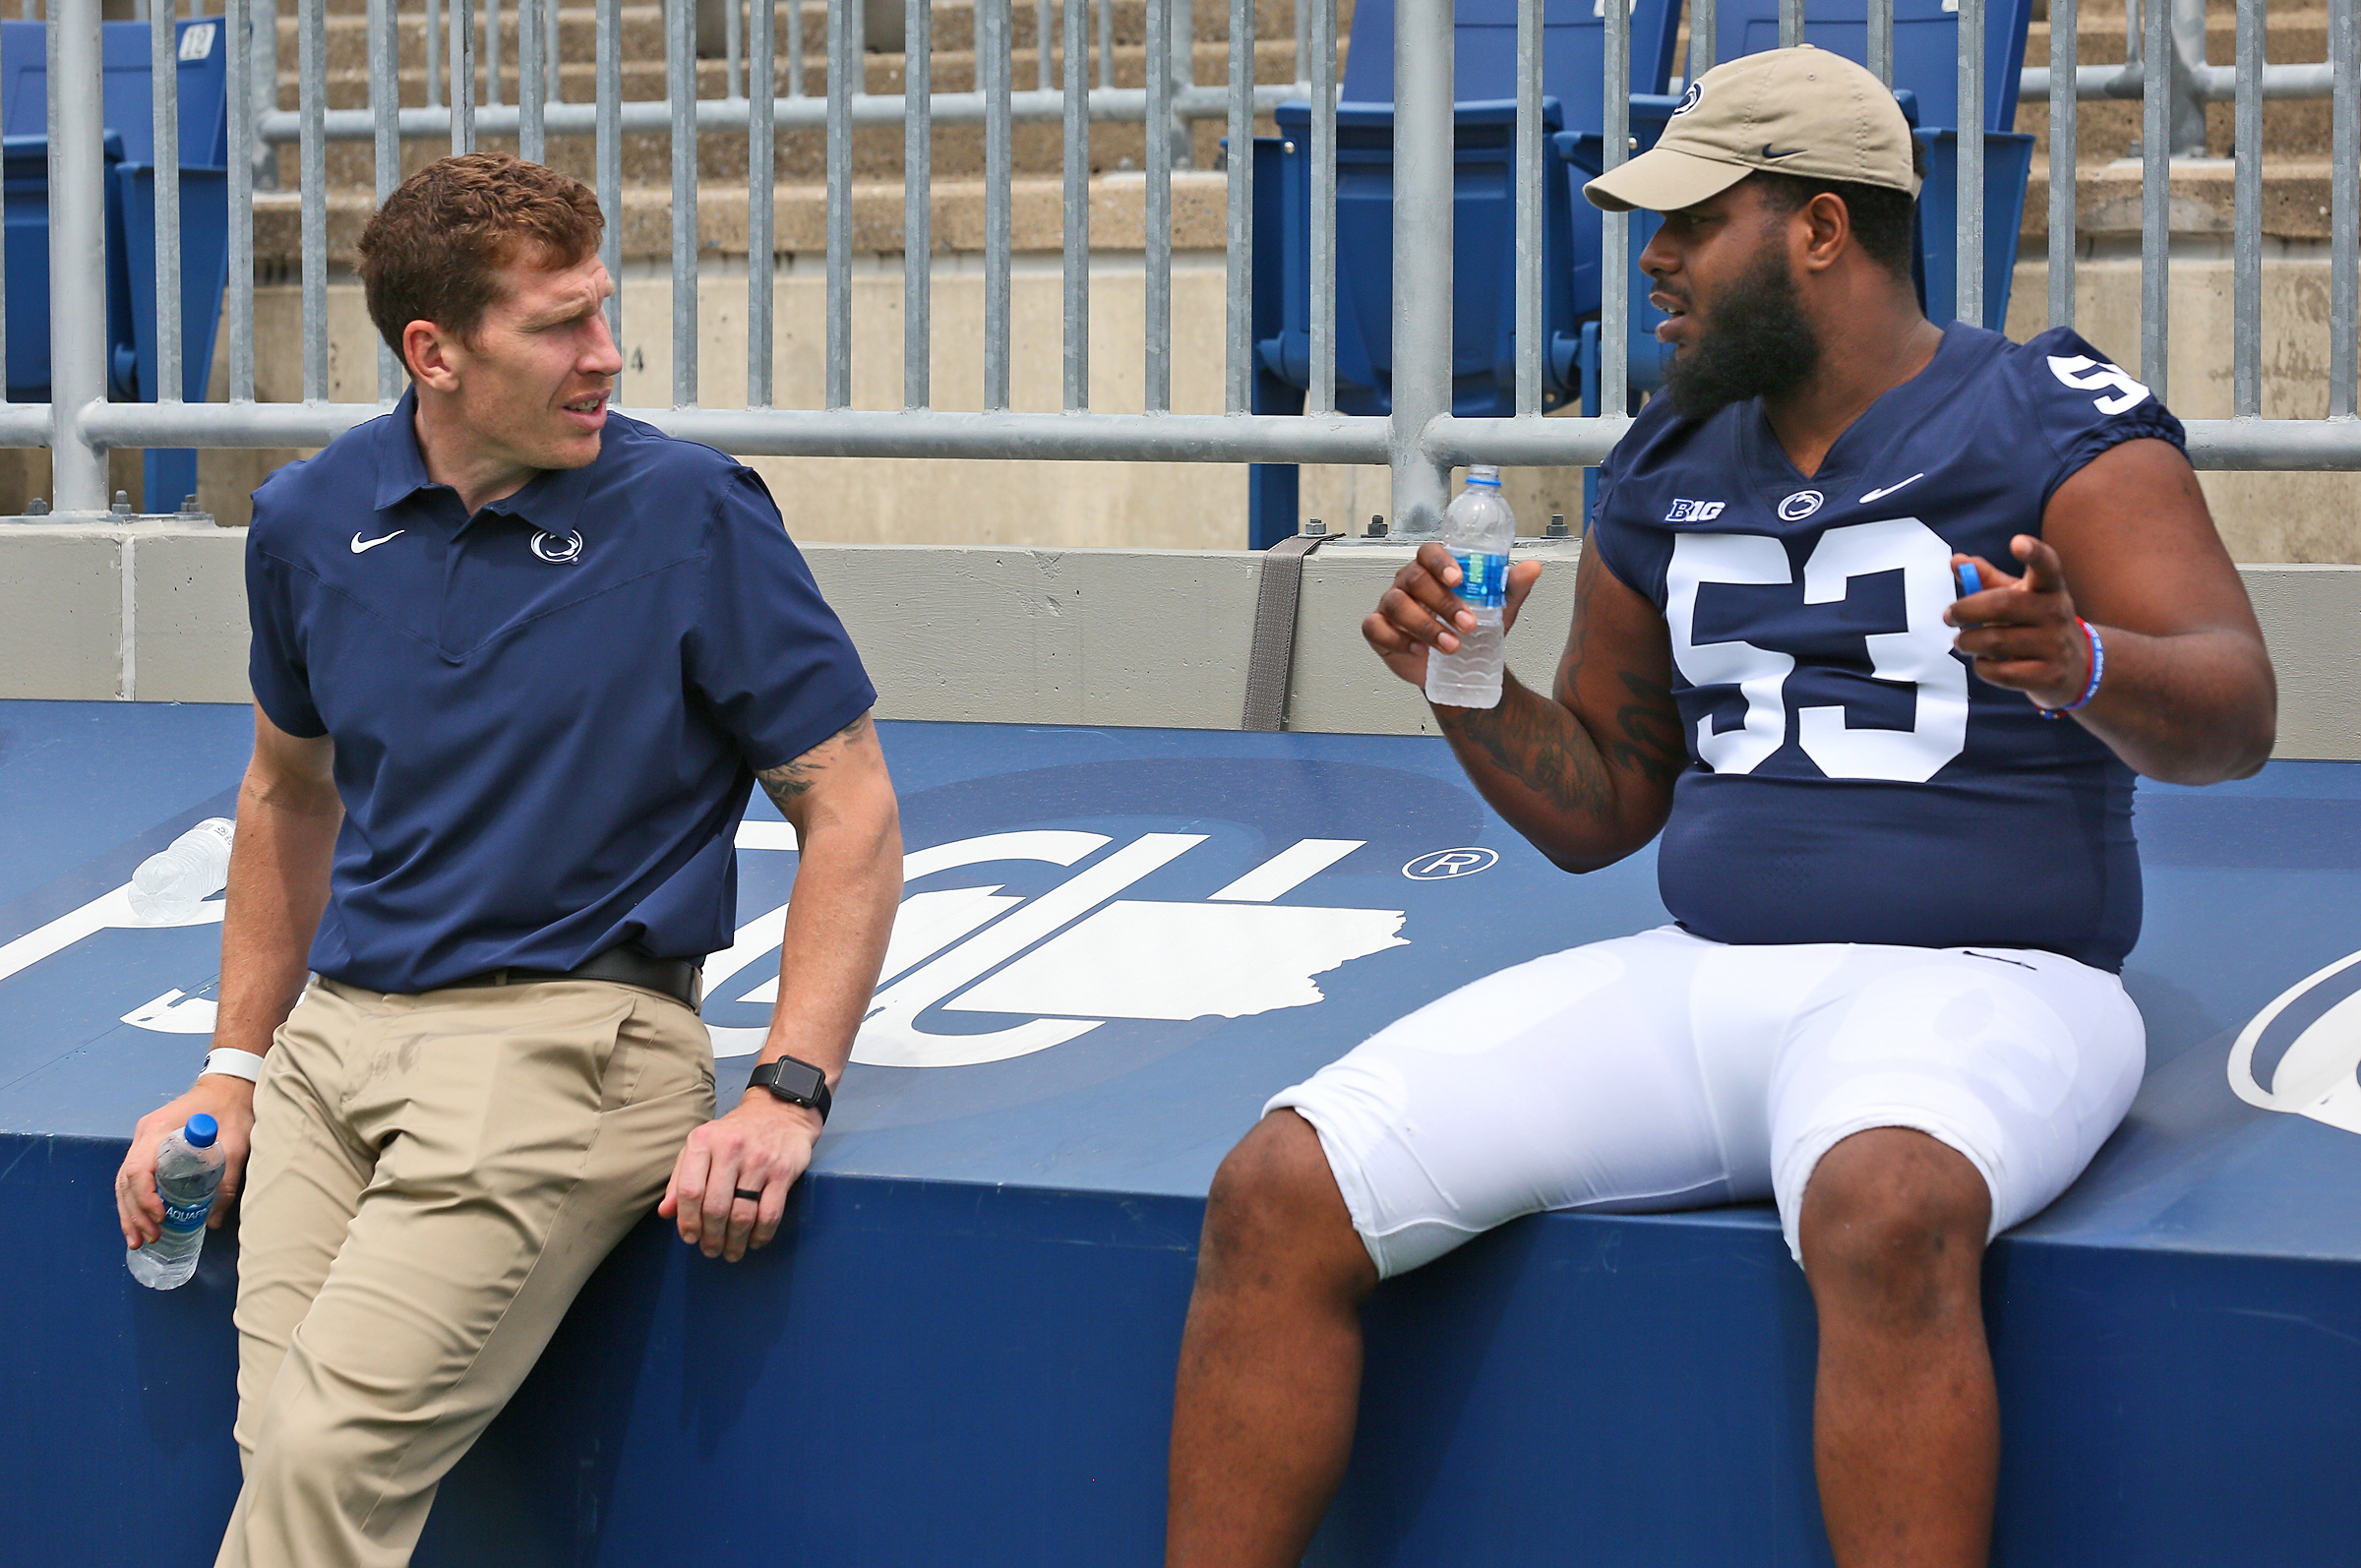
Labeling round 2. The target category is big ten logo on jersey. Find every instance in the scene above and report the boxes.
[1665,518,1968,785]
[2047,355,2151,416]
[1665,499,1726,523]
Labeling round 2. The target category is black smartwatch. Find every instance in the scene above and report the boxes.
[747,1055,832,1122]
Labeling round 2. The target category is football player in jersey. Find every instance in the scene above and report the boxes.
[1166,45,2274,1568]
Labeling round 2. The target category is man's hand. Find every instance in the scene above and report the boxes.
[116,1076,256,1249]
[1362,542,1547,689]
[1946,535,2092,711]
[657,1091,825,1262]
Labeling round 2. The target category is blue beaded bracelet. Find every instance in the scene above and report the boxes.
[2037,618,2104,718]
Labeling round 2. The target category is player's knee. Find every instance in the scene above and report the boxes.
[1198,1112,1367,1297]
[1799,1128,1990,1312]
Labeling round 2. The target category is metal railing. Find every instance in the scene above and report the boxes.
[2,0,2357,527]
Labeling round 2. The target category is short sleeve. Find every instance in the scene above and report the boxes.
[245,540,326,738]
[1584,399,1675,603]
[685,466,878,770]
[2018,328,2188,509]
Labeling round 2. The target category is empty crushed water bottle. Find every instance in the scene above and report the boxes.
[127,1114,226,1291]
[1423,465,1517,709]
[126,817,235,926]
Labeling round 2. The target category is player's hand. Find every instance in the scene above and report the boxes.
[116,1076,255,1249]
[659,1090,824,1262]
[1362,542,1545,688]
[1945,535,2092,711]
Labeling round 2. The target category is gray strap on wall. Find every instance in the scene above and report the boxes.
[1241,532,1330,732]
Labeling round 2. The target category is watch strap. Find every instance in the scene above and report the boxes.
[202,1048,268,1084]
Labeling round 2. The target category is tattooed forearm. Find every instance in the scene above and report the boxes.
[1606,671,1687,790]
[757,714,873,814]
[1446,680,1619,822]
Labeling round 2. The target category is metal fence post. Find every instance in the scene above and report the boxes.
[1166,0,1192,169]
[251,0,278,191]
[46,0,109,514]
[1389,0,1452,538]
[2167,0,2208,154]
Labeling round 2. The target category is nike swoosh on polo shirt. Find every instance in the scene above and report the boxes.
[351,529,405,553]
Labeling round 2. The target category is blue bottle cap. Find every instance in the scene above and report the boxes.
[184,1114,218,1148]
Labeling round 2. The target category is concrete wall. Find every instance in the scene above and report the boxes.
[0,525,2345,760]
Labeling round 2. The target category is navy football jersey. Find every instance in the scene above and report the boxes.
[1588,323,2185,971]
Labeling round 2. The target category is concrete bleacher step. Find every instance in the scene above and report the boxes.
[280,0,1301,77]
[2021,5,2333,162]
[252,168,1236,262]
[261,0,2330,259]
[269,36,1301,188]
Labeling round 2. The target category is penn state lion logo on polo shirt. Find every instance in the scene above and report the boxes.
[529,528,585,563]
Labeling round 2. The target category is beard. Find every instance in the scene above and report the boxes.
[1660,244,1821,421]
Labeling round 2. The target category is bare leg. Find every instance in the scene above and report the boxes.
[1168,1111,1379,1568]
[1799,1127,1999,1568]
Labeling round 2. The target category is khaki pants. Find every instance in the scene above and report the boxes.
[216,976,716,1568]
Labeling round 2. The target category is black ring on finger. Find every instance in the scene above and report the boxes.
[733,1187,762,1203]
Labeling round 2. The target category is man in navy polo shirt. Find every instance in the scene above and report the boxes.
[111,153,903,1568]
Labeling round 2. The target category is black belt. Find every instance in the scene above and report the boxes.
[445,945,702,1009]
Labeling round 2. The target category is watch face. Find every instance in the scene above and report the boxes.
[763,1058,826,1103]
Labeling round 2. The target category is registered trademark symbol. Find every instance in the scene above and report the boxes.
[1403,847,1499,880]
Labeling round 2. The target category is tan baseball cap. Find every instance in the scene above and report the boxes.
[1583,45,1920,214]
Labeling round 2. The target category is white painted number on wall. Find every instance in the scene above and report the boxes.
[2046,353,2151,416]
[1665,519,1969,784]
[179,23,216,60]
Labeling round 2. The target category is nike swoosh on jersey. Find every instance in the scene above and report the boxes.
[1858,473,1925,504]
[350,529,405,553]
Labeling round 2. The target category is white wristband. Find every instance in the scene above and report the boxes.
[202,1048,268,1084]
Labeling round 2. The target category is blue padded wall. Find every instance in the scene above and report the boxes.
[4,702,2358,1565]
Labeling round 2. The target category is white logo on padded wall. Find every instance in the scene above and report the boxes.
[1665,499,1726,523]
[1403,847,1498,880]
[531,529,585,563]
[1,827,1427,1071]
[705,830,1411,1069]
[1777,490,1824,521]
[2229,947,2361,1137]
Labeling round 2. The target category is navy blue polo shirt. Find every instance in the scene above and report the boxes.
[245,392,876,995]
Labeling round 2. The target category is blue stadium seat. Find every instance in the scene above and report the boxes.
[1,129,131,406]
[1245,0,1682,546]
[1709,0,2035,136]
[1255,99,1573,420]
[0,16,233,511]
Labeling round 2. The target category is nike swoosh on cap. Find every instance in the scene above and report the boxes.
[1859,473,1925,504]
[1760,144,1808,159]
[350,529,405,553]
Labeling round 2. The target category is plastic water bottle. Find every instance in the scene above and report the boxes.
[126,1114,226,1291]
[126,817,235,926]
[1423,465,1517,708]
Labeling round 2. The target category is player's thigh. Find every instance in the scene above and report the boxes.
[1768,945,2146,1263]
[231,980,380,1462]
[1266,927,1764,1279]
